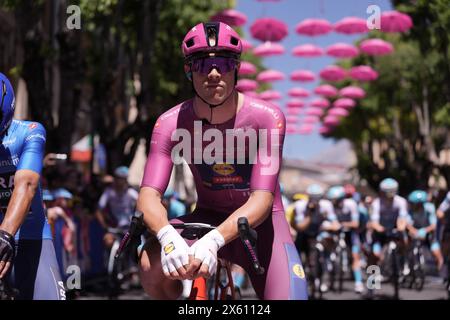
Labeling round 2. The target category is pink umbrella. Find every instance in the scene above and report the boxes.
[333,98,356,109]
[286,124,298,134]
[305,108,324,116]
[241,39,254,52]
[319,126,333,134]
[334,16,369,34]
[302,115,320,124]
[319,65,347,82]
[298,124,314,134]
[381,11,413,33]
[253,42,285,57]
[349,65,379,81]
[360,39,394,56]
[290,70,316,82]
[340,86,366,99]
[259,90,283,101]
[314,84,338,97]
[326,43,359,58]
[256,69,285,83]
[250,18,289,42]
[245,91,259,98]
[311,98,331,108]
[286,107,302,115]
[236,79,258,92]
[210,9,247,27]
[295,18,332,36]
[292,44,324,57]
[328,107,349,117]
[239,61,257,76]
[288,87,310,98]
[286,99,305,108]
[286,115,299,124]
[323,115,341,126]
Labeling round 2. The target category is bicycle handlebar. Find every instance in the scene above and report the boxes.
[238,217,265,275]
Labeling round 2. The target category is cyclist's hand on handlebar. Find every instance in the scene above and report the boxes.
[156,225,190,280]
[187,229,225,279]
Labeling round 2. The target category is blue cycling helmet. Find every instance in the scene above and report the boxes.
[163,188,175,199]
[0,73,16,136]
[53,188,73,200]
[306,184,324,200]
[42,189,54,201]
[408,190,427,204]
[114,166,129,179]
[379,178,398,193]
[327,185,346,200]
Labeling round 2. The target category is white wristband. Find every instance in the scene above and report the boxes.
[205,229,225,250]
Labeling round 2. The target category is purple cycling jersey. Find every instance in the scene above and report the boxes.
[141,94,308,299]
[141,95,285,214]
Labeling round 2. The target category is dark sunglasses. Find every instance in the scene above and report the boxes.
[190,56,238,75]
[0,81,6,111]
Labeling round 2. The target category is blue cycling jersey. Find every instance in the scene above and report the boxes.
[0,120,52,240]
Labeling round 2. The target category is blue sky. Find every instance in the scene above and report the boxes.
[235,0,393,159]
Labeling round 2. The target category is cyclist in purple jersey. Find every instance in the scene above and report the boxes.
[137,22,308,300]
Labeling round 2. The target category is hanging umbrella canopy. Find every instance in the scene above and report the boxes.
[334,16,369,34]
[380,11,413,33]
[333,98,356,109]
[326,43,359,58]
[236,79,258,92]
[314,84,338,97]
[292,44,324,57]
[319,65,347,82]
[288,87,310,97]
[349,65,379,81]
[340,86,366,99]
[286,124,298,134]
[290,70,316,82]
[311,97,331,108]
[238,61,257,75]
[360,38,394,56]
[256,69,285,83]
[250,18,289,42]
[323,115,341,126]
[302,115,320,124]
[286,107,302,115]
[244,91,259,98]
[286,115,299,124]
[259,89,283,101]
[298,124,314,135]
[241,39,254,52]
[305,108,324,116]
[295,18,333,36]
[253,42,285,57]
[210,9,248,27]
[328,107,350,117]
[319,126,333,134]
[286,99,305,108]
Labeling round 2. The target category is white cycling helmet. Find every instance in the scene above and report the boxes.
[306,184,324,200]
[379,178,399,193]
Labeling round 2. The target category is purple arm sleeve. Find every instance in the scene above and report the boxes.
[250,104,286,193]
[140,121,175,195]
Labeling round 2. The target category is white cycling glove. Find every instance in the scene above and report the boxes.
[189,229,225,276]
[157,225,190,276]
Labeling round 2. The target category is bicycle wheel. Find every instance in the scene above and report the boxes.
[413,246,425,291]
[107,240,122,299]
[391,248,400,300]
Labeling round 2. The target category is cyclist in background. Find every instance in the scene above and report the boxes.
[326,185,364,293]
[406,190,444,270]
[369,178,409,263]
[0,73,64,299]
[161,188,187,220]
[96,166,138,248]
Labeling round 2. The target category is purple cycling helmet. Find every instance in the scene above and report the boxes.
[182,22,242,60]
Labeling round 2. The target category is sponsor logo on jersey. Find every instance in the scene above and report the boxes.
[2,137,17,146]
[25,133,46,142]
[292,264,305,279]
[28,123,38,130]
[163,242,175,255]
[212,163,235,176]
[0,156,19,167]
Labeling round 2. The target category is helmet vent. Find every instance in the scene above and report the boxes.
[206,25,218,47]
[230,36,239,46]
[185,38,195,48]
